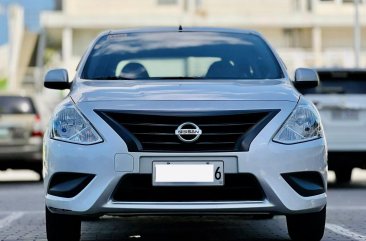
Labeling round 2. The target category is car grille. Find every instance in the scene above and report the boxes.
[112,174,265,202]
[96,110,278,152]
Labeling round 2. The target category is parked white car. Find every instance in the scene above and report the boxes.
[43,27,327,241]
[301,69,366,184]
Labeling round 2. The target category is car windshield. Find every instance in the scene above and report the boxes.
[0,96,36,114]
[301,71,366,94]
[81,31,284,80]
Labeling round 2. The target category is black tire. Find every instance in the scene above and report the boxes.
[286,206,326,241]
[46,207,81,241]
[334,168,352,184]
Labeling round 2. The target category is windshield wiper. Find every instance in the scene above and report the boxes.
[87,76,206,80]
[151,77,205,80]
[87,76,135,80]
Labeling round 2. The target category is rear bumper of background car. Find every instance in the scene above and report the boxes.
[328,151,366,170]
[0,143,42,170]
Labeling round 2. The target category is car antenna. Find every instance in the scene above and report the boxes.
[178,25,183,32]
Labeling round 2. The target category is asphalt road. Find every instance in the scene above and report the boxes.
[0,170,365,241]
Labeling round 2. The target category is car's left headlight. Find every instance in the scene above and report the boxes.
[51,105,103,145]
[273,100,323,144]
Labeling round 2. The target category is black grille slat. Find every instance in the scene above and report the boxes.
[121,123,178,127]
[124,125,252,135]
[122,125,174,133]
[134,133,176,136]
[133,132,245,135]
[134,133,242,142]
[141,143,237,152]
[96,110,279,152]
[198,132,244,135]
[199,123,257,127]
[113,174,265,202]
[122,122,256,127]
[109,112,265,125]
[142,141,236,145]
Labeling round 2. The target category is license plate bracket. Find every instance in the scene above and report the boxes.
[152,161,224,186]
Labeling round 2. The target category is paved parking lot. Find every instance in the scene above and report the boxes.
[0,170,365,241]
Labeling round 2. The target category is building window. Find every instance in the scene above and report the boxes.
[283,28,311,48]
[307,0,313,11]
[157,0,178,5]
[343,0,363,3]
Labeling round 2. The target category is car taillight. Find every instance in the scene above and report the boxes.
[31,115,43,137]
[31,130,43,137]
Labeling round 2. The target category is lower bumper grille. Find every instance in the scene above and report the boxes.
[112,174,265,202]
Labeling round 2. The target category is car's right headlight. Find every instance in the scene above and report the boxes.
[51,105,103,145]
[273,101,323,144]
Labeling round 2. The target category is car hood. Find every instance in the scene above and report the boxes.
[70,79,300,103]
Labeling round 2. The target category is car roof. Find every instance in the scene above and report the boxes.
[315,68,366,81]
[107,27,261,36]
[316,68,366,74]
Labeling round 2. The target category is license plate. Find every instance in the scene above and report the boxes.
[0,128,10,140]
[331,109,359,120]
[153,161,224,186]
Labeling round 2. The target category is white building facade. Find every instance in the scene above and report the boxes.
[40,0,366,76]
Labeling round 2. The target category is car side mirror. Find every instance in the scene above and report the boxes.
[44,68,70,90]
[294,68,319,89]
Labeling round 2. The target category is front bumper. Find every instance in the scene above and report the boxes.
[44,137,327,216]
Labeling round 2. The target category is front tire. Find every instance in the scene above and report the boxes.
[334,168,352,184]
[286,206,326,241]
[46,207,81,241]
